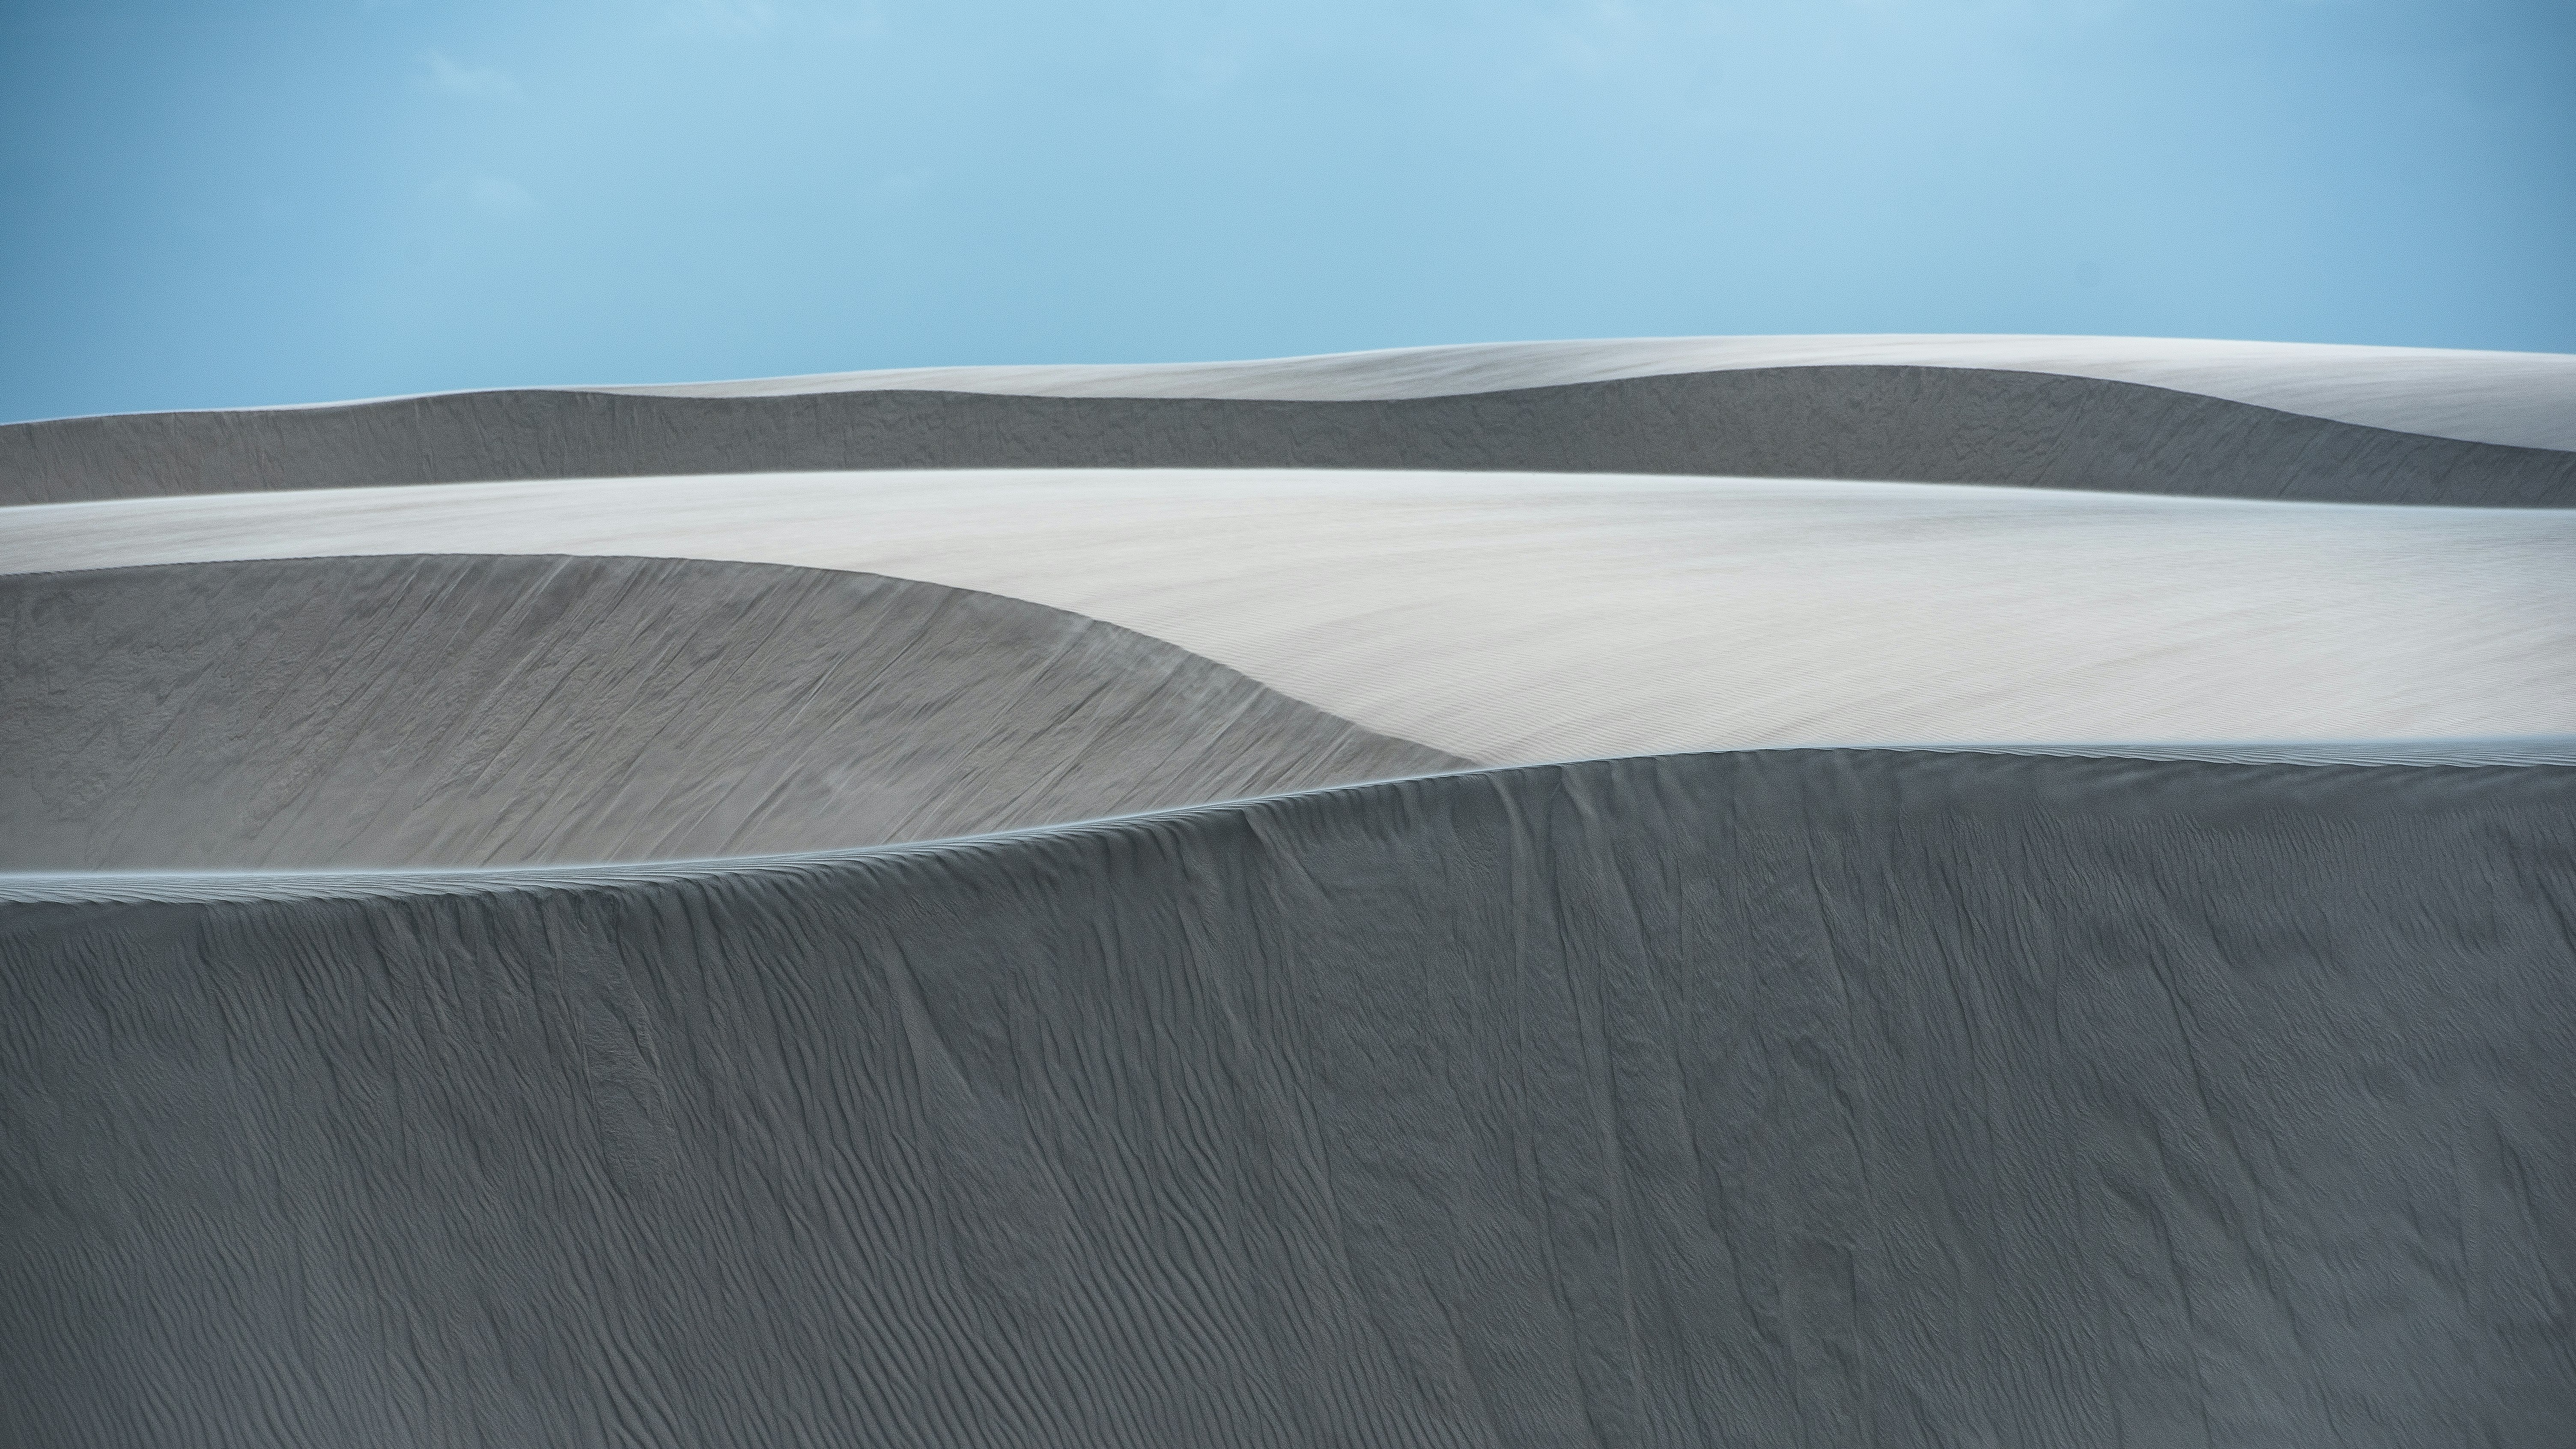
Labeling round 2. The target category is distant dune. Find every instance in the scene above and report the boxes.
[5,338,2573,1447]
[9,337,2576,507]
[600,334,2576,450]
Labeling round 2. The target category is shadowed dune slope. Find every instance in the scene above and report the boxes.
[7,749,2574,1447]
[9,365,2575,507]
[0,554,1462,870]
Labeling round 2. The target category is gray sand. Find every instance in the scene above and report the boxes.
[0,555,1461,871]
[9,365,2574,507]
[7,748,2573,1446]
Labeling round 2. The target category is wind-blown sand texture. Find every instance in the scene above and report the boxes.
[11,753,2576,1446]
[5,336,2576,1446]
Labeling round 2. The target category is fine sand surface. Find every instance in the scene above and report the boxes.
[1,555,1458,871]
[9,750,2573,1446]
[9,362,2575,508]
[11,469,2572,763]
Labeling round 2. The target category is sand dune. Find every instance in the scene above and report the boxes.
[9,357,2573,508]
[12,468,2570,762]
[10,750,2573,1446]
[36,334,2576,450]
[609,334,2576,451]
[9,336,2576,1447]
[2,554,1456,871]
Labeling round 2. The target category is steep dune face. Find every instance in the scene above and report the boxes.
[8,363,2574,507]
[9,751,2574,1447]
[0,555,1461,871]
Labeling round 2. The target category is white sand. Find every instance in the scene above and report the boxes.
[8,468,2573,762]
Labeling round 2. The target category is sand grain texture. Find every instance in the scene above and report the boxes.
[6,751,2573,1447]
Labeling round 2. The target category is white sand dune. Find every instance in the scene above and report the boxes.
[602,335,2576,451]
[10,468,2571,762]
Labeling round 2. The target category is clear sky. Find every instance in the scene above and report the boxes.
[4,0,2572,422]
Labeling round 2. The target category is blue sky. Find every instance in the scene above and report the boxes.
[3,0,2571,422]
